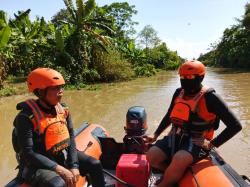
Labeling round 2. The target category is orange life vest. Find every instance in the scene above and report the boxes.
[170,86,217,140]
[24,99,70,155]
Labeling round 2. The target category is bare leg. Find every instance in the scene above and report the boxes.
[157,150,193,187]
[146,146,169,171]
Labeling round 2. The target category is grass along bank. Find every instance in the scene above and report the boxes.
[0,77,103,97]
[0,69,169,97]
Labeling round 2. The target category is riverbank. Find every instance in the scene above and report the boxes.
[0,69,168,98]
[205,64,250,71]
[0,77,110,97]
[3,67,250,98]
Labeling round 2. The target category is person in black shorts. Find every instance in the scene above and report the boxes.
[144,60,242,187]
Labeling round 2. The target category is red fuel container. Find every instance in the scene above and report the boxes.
[116,154,150,187]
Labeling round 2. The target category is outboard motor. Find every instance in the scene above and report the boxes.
[116,107,150,187]
[123,106,148,154]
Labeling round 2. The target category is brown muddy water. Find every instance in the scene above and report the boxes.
[0,68,249,185]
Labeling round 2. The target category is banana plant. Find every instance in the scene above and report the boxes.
[54,0,114,83]
[63,0,113,41]
[6,9,55,74]
[0,11,11,88]
[62,0,113,52]
[0,11,11,48]
[119,40,145,65]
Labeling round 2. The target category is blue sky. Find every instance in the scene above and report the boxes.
[1,0,249,59]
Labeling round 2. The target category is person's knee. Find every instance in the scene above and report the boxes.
[81,156,103,173]
[146,146,166,167]
[172,150,193,168]
[146,148,157,165]
[31,169,65,187]
[91,158,102,169]
[45,176,66,187]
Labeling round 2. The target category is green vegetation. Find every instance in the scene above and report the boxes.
[0,76,26,97]
[199,3,250,69]
[0,0,183,93]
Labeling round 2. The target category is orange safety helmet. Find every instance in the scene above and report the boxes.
[27,68,65,92]
[178,60,205,77]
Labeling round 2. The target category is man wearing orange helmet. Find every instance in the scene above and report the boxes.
[145,60,242,187]
[13,68,105,187]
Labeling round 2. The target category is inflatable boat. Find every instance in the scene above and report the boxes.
[5,106,250,187]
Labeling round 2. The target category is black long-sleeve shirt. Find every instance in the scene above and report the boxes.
[154,88,242,147]
[14,100,79,170]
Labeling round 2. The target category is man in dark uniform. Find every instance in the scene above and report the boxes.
[145,60,242,187]
[13,68,105,187]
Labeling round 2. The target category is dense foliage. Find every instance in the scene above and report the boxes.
[0,0,183,89]
[198,3,250,68]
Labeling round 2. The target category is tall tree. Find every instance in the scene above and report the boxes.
[198,3,250,68]
[137,25,161,49]
[242,3,250,30]
[98,2,138,38]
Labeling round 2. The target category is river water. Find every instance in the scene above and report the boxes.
[0,68,249,185]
